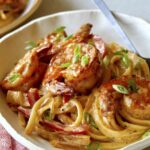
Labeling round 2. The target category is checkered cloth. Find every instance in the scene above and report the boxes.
[0,124,28,150]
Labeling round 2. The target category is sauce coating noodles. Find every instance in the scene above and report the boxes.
[1,24,150,150]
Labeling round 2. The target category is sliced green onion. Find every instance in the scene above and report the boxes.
[103,56,109,67]
[72,44,81,63]
[114,49,130,68]
[74,44,81,55]
[43,109,53,121]
[121,55,130,68]
[25,41,37,50]
[142,130,150,139]
[54,26,65,33]
[84,112,90,124]
[60,62,71,68]
[128,79,138,92]
[72,54,80,63]
[55,33,64,42]
[112,84,129,94]
[87,141,101,150]
[81,55,89,66]
[114,49,128,55]
[63,34,73,41]
[9,73,21,82]
[84,112,98,129]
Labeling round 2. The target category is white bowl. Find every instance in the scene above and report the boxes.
[0,0,41,36]
[0,10,150,150]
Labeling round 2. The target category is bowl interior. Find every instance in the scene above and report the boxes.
[0,10,150,150]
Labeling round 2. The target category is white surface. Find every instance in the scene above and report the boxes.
[0,0,41,36]
[0,10,150,150]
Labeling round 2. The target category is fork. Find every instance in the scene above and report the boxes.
[93,0,150,66]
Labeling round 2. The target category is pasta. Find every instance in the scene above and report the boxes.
[1,23,150,150]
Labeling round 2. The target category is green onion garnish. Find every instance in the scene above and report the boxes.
[81,55,89,66]
[74,44,81,55]
[72,44,81,63]
[87,141,101,150]
[114,49,130,68]
[72,54,80,63]
[142,130,150,139]
[84,112,98,129]
[43,109,53,121]
[112,84,129,94]
[121,55,130,68]
[54,26,65,33]
[84,112,90,123]
[63,34,73,41]
[9,73,21,82]
[103,56,109,67]
[60,62,71,68]
[25,41,37,50]
[114,49,128,55]
[128,79,138,92]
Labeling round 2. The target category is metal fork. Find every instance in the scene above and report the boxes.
[93,0,150,66]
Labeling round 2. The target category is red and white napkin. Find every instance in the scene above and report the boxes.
[0,124,28,150]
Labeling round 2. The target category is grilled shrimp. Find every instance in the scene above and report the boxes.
[94,77,150,128]
[42,24,104,94]
[1,26,69,91]
[1,50,47,91]
[120,78,150,120]
[36,26,67,63]
[92,77,150,143]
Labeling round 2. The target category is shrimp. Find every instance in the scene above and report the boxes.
[1,50,47,91]
[36,26,67,63]
[1,26,68,91]
[92,77,150,143]
[120,78,150,121]
[42,24,104,94]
